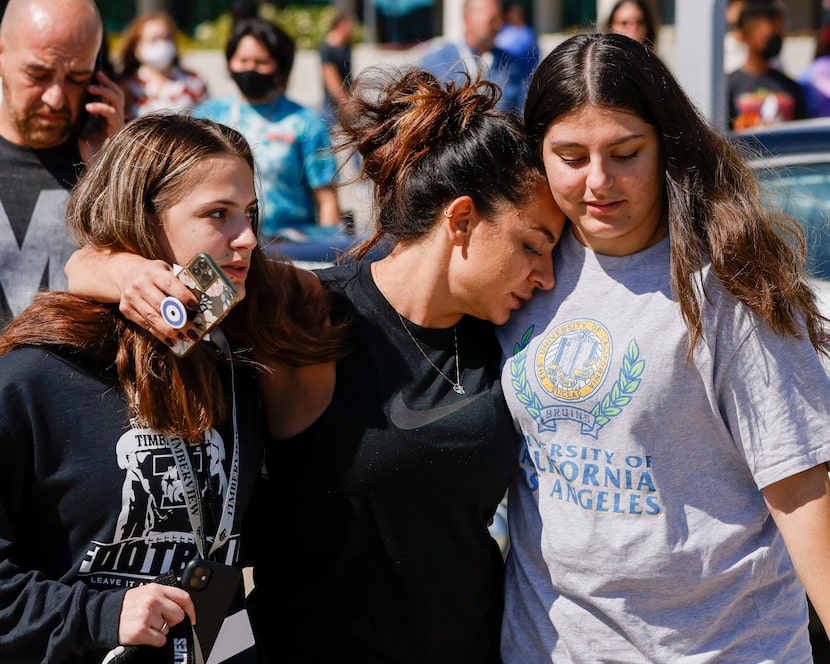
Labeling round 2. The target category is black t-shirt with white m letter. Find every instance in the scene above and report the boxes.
[0,135,82,327]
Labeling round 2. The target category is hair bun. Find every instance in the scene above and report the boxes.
[394,68,501,149]
[337,67,503,193]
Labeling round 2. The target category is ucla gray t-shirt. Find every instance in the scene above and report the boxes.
[497,228,830,663]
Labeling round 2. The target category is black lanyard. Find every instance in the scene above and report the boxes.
[167,328,240,560]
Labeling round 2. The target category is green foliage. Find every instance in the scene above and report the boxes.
[589,340,644,432]
[190,3,363,51]
[511,325,544,420]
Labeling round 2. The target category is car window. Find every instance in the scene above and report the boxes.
[754,162,830,281]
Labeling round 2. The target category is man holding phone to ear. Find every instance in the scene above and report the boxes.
[0,0,124,329]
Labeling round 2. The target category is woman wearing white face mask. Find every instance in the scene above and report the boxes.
[117,11,208,121]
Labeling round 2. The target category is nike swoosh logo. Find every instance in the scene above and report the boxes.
[388,388,490,430]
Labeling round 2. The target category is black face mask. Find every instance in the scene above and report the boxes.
[760,33,783,61]
[231,70,279,100]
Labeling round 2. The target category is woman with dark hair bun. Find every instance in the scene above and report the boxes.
[499,32,830,663]
[246,66,565,663]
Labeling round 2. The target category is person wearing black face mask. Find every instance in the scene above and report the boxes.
[230,68,279,100]
[727,0,807,130]
[193,18,342,239]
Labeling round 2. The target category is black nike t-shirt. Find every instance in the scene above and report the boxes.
[250,260,511,663]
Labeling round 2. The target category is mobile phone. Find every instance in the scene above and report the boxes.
[180,558,252,659]
[170,252,239,357]
[79,46,105,140]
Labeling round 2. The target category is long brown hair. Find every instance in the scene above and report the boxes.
[0,114,344,441]
[524,33,827,356]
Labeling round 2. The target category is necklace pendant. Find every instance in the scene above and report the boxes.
[452,384,466,395]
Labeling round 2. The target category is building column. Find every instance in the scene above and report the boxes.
[443,0,464,42]
[675,0,726,127]
[596,0,617,29]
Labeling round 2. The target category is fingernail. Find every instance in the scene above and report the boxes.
[177,332,187,341]
[186,300,199,311]
[165,338,175,347]
[187,330,200,341]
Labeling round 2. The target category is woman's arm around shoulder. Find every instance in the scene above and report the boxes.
[65,246,201,346]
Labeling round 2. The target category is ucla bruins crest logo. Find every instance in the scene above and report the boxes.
[510,322,644,438]
[536,320,611,401]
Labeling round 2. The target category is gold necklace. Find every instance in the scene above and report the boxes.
[396,310,465,395]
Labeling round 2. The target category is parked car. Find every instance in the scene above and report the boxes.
[263,225,366,268]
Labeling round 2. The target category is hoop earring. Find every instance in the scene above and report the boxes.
[443,209,452,218]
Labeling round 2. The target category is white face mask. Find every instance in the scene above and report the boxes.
[137,39,177,70]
